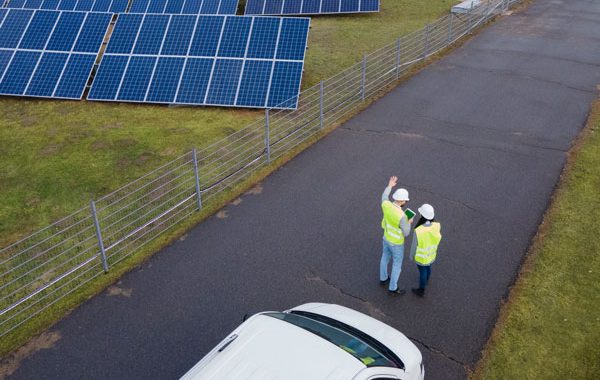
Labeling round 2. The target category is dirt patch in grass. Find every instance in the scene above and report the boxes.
[101,123,123,130]
[0,331,61,378]
[20,115,39,128]
[91,140,110,151]
[245,183,263,195]
[134,152,154,167]
[115,138,138,148]
[106,286,132,298]
[216,210,229,219]
[40,144,63,156]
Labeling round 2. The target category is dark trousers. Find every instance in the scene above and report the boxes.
[417,264,432,289]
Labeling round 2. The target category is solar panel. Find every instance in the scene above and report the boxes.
[89,14,310,109]
[128,0,239,14]
[0,9,8,26]
[3,0,129,13]
[244,0,380,15]
[0,9,112,99]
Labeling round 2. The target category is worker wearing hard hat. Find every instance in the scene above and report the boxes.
[410,204,442,297]
[380,176,413,295]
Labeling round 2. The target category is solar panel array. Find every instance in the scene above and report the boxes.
[3,0,129,13]
[128,0,239,15]
[244,0,380,15]
[0,9,112,99]
[88,14,310,109]
[0,0,383,108]
[2,0,240,14]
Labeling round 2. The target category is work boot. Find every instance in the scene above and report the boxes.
[412,287,425,297]
[388,288,406,296]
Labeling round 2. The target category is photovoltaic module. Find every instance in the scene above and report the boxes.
[244,0,380,15]
[88,14,310,109]
[0,9,112,99]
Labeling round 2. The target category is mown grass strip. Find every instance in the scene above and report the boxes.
[473,99,600,379]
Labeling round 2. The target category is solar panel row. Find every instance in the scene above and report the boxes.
[0,9,111,98]
[129,0,238,15]
[3,0,129,13]
[1,0,240,14]
[88,14,310,109]
[245,0,380,15]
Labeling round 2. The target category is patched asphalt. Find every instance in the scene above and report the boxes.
[7,0,600,379]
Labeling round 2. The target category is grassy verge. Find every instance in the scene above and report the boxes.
[473,99,600,379]
[0,0,456,246]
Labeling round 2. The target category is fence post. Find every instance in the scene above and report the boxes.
[319,80,324,130]
[395,38,401,80]
[192,148,202,210]
[265,109,271,163]
[504,0,509,11]
[469,1,475,30]
[361,54,367,101]
[423,24,430,58]
[90,200,109,273]
[447,13,454,44]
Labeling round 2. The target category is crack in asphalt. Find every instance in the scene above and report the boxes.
[446,61,596,94]
[305,272,475,374]
[418,187,488,216]
[305,271,477,373]
[406,335,470,370]
[305,271,389,321]
[341,125,567,157]
[409,113,565,149]
[408,114,569,153]
[465,45,600,69]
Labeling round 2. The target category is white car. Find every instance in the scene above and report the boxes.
[180,303,424,380]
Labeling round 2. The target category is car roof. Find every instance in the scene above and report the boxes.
[181,314,365,380]
[290,303,422,368]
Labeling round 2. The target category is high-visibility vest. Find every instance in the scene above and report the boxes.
[381,200,406,245]
[340,344,376,366]
[414,223,442,265]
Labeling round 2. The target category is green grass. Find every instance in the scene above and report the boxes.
[0,0,456,246]
[473,100,600,379]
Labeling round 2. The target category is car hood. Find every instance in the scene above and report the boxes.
[289,303,422,373]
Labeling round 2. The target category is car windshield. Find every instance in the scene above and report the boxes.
[264,312,399,368]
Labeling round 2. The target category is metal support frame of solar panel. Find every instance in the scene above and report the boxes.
[0,9,112,99]
[128,0,239,15]
[88,14,310,109]
[3,0,129,13]
[244,0,380,15]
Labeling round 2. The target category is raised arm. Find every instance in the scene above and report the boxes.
[382,176,397,203]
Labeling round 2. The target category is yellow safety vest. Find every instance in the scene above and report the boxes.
[414,223,442,265]
[340,345,375,366]
[381,200,406,245]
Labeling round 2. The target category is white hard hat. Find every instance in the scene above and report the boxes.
[392,188,409,201]
[418,204,435,220]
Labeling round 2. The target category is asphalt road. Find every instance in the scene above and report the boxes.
[6,0,600,379]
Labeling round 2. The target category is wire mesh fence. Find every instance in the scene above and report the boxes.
[0,0,518,340]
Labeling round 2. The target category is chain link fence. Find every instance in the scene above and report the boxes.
[0,0,519,340]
